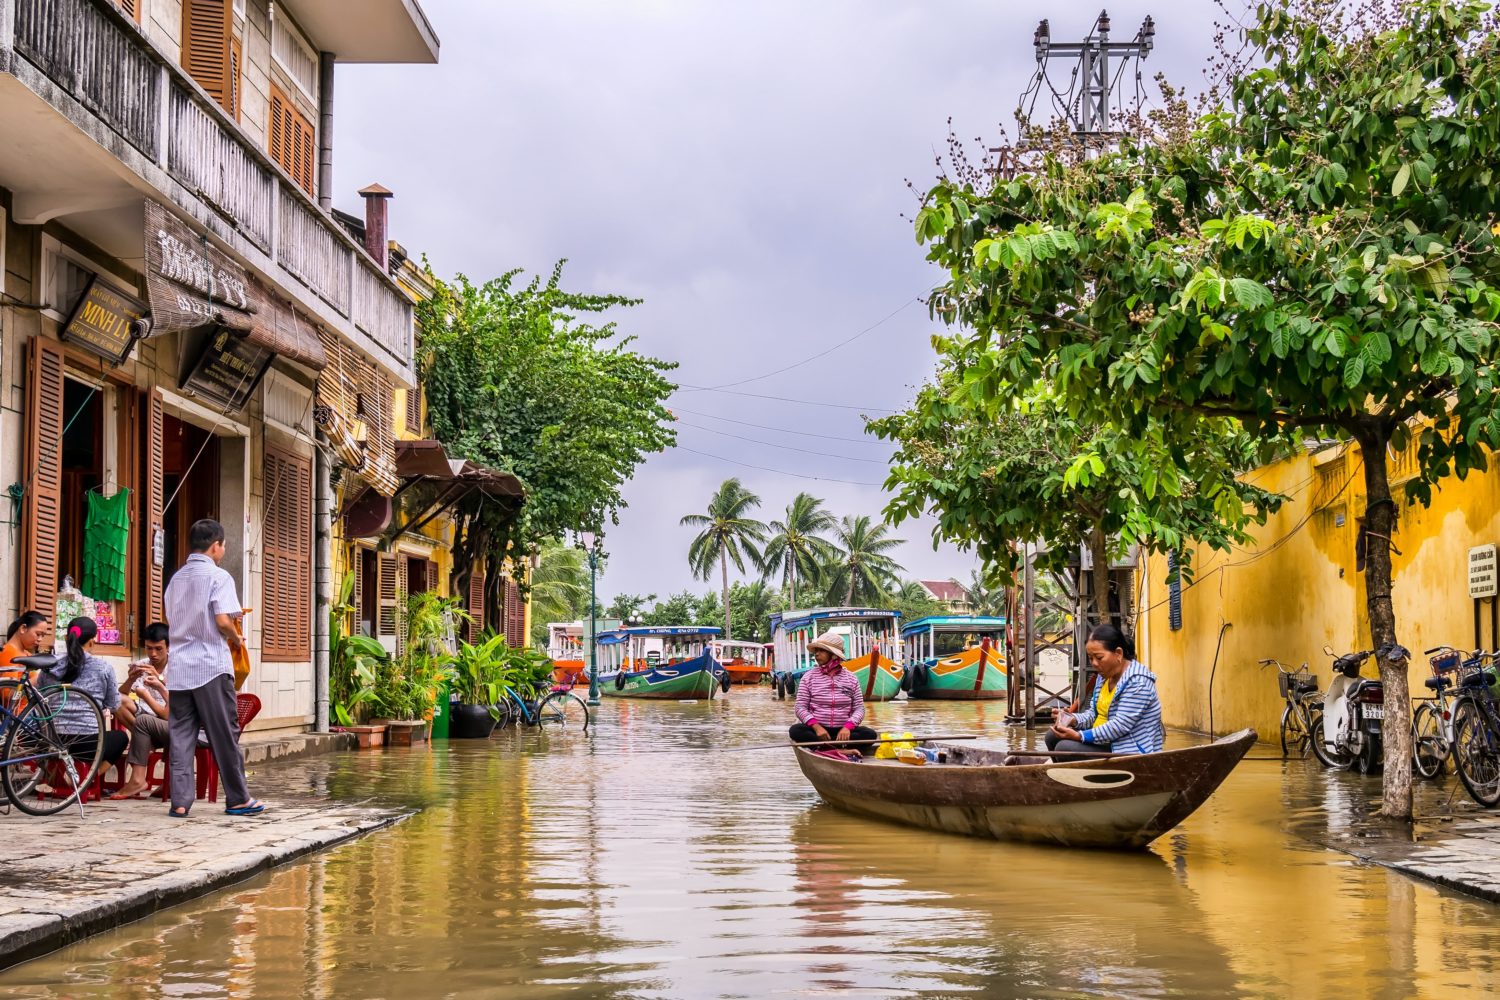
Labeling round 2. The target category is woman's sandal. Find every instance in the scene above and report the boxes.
[224,799,267,816]
[168,807,190,819]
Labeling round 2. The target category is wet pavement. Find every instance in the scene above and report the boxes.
[1,694,1498,998]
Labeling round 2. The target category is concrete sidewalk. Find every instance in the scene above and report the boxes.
[0,754,406,970]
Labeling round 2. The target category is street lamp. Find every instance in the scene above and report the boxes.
[577,529,602,706]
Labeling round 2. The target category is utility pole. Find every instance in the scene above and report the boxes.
[1024,10,1155,146]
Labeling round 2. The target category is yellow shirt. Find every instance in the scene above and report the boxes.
[1095,678,1117,727]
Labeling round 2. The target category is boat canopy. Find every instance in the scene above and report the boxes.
[770,607,902,676]
[604,625,723,638]
[901,615,1009,638]
[594,625,722,674]
[771,607,900,634]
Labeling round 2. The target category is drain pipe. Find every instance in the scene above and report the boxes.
[317,51,335,211]
[1206,621,1232,740]
[313,443,333,732]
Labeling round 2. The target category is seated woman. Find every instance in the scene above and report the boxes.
[42,617,128,770]
[1047,623,1164,756]
[789,630,878,756]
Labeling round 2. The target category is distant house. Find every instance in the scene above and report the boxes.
[919,580,972,614]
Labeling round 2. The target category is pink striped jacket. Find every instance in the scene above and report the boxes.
[794,660,865,729]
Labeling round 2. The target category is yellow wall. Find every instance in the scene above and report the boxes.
[1141,442,1500,738]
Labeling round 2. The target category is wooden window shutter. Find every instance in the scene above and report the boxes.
[395,557,409,655]
[182,1,232,111]
[467,572,486,644]
[21,339,66,619]
[504,578,525,648]
[427,559,440,597]
[268,84,316,195]
[350,551,364,635]
[405,384,422,434]
[228,34,243,121]
[377,553,398,644]
[262,445,312,661]
[116,0,142,22]
[144,389,165,625]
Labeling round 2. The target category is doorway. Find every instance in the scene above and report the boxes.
[58,379,105,591]
[161,414,220,588]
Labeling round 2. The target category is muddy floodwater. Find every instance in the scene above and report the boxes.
[3,694,1498,998]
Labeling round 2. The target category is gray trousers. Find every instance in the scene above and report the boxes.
[127,712,171,766]
[169,674,248,810]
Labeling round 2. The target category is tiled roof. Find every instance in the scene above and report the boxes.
[920,580,970,602]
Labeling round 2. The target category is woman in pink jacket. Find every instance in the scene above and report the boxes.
[790,631,879,756]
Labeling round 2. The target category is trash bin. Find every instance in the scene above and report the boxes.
[430,680,452,740]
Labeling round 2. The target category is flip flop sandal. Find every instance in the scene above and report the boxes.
[224,800,267,816]
[108,791,148,800]
[168,808,191,819]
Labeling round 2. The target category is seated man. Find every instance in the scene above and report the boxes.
[111,623,171,800]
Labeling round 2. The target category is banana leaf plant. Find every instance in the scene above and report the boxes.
[330,570,390,727]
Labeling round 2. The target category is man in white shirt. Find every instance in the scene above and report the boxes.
[110,621,171,799]
[163,519,264,818]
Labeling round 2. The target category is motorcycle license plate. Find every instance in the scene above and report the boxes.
[1363,705,1385,720]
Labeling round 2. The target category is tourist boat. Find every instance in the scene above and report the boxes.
[713,640,772,685]
[793,728,1257,850]
[546,621,588,686]
[901,616,1009,700]
[769,608,904,702]
[596,626,727,699]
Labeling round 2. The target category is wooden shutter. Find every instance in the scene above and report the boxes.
[21,339,66,619]
[503,578,526,648]
[228,34,243,121]
[269,84,316,196]
[350,549,364,635]
[395,557,409,655]
[467,572,486,644]
[262,445,312,661]
[182,1,232,111]
[144,389,165,626]
[405,384,422,434]
[377,553,398,647]
[116,0,142,22]
[427,559,440,597]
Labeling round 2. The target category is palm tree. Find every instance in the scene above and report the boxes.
[528,541,590,646]
[730,579,782,642]
[961,569,1007,617]
[682,478,767,638]
[759,492,836,607]
[823,515,905,606]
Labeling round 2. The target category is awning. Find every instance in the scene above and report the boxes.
[143,201,327,369]
[314,404,366,473]
[387,440,525,537]
[396,439,459,479]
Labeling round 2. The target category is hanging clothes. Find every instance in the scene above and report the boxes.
[82,488,131,601]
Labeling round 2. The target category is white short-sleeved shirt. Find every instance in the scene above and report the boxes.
[163,553,241,692]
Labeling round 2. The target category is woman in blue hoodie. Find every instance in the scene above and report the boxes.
[1048,624,1164,755]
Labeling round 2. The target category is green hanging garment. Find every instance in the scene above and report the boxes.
[82,488,131,601]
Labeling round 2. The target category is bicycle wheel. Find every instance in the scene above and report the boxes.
[1453,700,1500,807]
[2,685,103,816]
[1310,715,1352,769]
[1412,702,1446,780]
[492,697,516,732]
[536,692,590,732]
[1279,703,1313,758]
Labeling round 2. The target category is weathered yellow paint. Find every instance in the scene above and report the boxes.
[1141,442,1500,738]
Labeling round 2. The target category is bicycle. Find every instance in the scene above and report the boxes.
[0,655,106,817]
[1261,658,1321,759]
[1412,645,1485,780]
[1447,651,1500,807]
[495,679,591,733]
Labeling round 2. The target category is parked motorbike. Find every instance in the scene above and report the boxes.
[1311,646,1384,773]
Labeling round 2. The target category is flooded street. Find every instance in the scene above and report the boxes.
[4,694,1499,999]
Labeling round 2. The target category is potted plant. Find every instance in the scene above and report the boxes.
[449,634,509,738]
[329,571,390,749]
[377,591,461,747]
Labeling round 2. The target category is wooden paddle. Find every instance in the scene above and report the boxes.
[722,733,984,753]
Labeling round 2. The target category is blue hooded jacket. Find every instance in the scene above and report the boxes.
[1072,660,1165,754]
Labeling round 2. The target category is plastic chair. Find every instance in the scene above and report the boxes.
[142,693,262,803]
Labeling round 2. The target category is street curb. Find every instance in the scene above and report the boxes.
[0,807,413,972]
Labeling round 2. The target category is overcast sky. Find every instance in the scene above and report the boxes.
[333,0,1223,604]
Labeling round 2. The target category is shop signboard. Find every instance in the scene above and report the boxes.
[143,201,255,334]
[182,327,274,412]
[61,276,147,364]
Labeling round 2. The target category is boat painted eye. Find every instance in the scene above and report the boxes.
[1046,769,1136,789]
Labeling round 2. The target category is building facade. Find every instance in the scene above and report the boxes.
[0,0,437,734]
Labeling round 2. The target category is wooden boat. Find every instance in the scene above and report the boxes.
[901,616,1008,701]
[770,607,905,702]
[596,626,727,699]
[713,640,772,685]
[793,728,1257,850]
[545,621,588,686]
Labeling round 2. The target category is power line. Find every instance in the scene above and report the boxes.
[676,420,888,463]
[671,385,900,413]
[673,446,888,487]
[678,295,923,392]
[670,406,882,445]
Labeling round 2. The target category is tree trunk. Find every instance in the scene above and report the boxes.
[721,548,732,639]
[1356,424,1412,821]
[788,557,797,608]
[846,563,856,606]
[1088,526,1112,628]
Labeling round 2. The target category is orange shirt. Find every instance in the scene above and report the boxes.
[0,639,28,672]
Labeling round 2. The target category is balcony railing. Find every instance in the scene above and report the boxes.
[5,0,414,379]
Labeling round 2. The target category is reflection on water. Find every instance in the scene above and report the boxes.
[3,696,1499,998]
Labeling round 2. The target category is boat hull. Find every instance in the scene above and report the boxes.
[551,659,587,686]
[794,729,1256,850]
[601,652,723,699]
[725,665,771,685]
[907,647,1007,701]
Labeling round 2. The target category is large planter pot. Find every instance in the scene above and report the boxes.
[333,724,387,749]
[384,719,430,747]
[449,703,498,739]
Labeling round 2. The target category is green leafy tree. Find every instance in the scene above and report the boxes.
[682,478,768,638]
[605,593,655,623]
[640,591,710,628]
[910,0,1500,818]
[758,492,836,607]
[528,541,591,646]
[961,570,1006,617]
[415,263,677,623]
[888,579,944,625]
[728,580,784,643]
[821,515,905,606]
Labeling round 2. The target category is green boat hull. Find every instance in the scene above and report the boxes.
[846,663,904,702]
[602,665,720,699]
[908,649,1008,701]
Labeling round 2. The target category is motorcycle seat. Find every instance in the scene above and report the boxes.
[1295,678,1320,694]
[1425,675,1451,692]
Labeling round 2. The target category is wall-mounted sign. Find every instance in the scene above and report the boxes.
[182,327,274,412]
[143,201,255,334]
[1470,544,1497,599]
[61,276,146,364]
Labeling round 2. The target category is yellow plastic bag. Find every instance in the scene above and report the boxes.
[874,731,917,759]
[232,609,251,691]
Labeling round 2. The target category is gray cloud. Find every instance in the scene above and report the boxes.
[333,0,1223,602]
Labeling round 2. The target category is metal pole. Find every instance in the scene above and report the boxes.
[587,548,600,706]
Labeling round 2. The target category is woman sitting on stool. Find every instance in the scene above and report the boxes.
[1047,623,1164,756]
[789,630,879,755]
